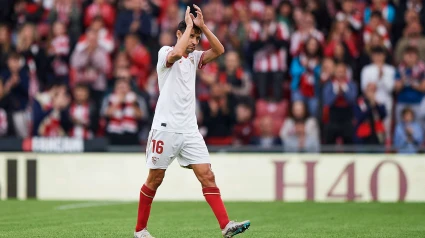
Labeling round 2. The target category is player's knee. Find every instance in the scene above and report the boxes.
[199,170,216,187]
[152,176,164,187]
[146,176,163,189]
[146,170,165,189]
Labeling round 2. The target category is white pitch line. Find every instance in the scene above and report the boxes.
[55,201,133,210]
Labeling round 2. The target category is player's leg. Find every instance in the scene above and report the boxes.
[135,130,181,237]
[179,132,250,237]
[191,163,230,228]
[191,163,250,237]
[135,169,165,232]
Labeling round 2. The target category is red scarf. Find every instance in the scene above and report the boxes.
[38,110,65,137]
[107,92,138,134]
[333,78,350,107]
[356,97,385,139]
[55,1,71,25]
[299,54,319,98]
[69,103,92,139]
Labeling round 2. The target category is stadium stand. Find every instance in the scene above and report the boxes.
[0,0,424,153]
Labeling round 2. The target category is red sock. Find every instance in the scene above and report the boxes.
[135,185,156,232]
[203,187,230,229]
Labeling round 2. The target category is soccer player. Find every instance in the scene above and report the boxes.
[134,4,251,238]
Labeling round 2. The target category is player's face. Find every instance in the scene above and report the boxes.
[186,29,201,53]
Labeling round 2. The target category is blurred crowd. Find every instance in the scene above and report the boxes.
[0,0,424,153]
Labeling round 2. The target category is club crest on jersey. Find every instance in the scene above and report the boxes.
[152,156,159,165]
[189,56,194,64]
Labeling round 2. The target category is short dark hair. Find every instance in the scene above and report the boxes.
[7,51,20,60]
[177,21,202,35]
[371,11,382,19]
[404,46,419,55]
[125,33,141,44]
[74,82,89,90]
[401,107,415,118]
[371,46,386,55]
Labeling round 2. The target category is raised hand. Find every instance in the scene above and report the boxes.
[185,6,193,28]
[192,4,205,28]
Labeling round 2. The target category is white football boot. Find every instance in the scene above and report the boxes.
[134,228,155,238]
[222,220,251,237]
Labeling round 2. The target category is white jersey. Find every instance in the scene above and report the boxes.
[152,46,205,133]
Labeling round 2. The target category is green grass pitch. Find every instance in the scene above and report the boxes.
[0,201,424,237]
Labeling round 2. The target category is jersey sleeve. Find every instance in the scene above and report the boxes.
[193,50,206,69]
[157,46,174,70]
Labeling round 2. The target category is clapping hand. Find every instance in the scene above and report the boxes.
[191,4,205,28]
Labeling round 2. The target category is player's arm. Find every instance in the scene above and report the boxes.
[167,7,194,65]
[193,4,225,64]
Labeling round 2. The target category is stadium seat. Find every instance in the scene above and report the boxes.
[255,99,289,119]
[253,117,284,137]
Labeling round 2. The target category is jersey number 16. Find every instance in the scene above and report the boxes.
[152,140,164,154]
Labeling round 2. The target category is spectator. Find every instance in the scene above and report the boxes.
[394,107,424,153]
[70,28,111,104]
[361,46,395,138]
[101,78,148,145]
[290,11,324,56]
[277,1,294,32]
[0,52,30,138]
[395,21,425,63]
[77,16,115,54]
[354,83,387,145]
[304,0,332,33]
[159,3,180,33]
[319,57,335,84]
[0,25,13,71]
[323,63,357,144]
[363,11,391,50]
[68,83,98,139]
[393,8,422,45]
[200,83,235,145]
[394,0,425,41]
[233,102,255,146]
[290,37,322,117]
[110,52,130,88]
[11,0,44,29]
[336,0,362,32]
[32,83,70,137]
[280,101,320,152]
[364,0,396,26]
[124,34,151,91]
[215,5,249,53]
[394,46,425,123]
[249,5,290,101]
[218,51,252,102]
[324,20,359,61]
[48,0,82,45]
[84,0,116,32]
[405,0,425,27]
[251,116,282,148]
[115,0,153,44]
[0,63,16,137]
[16,23,48,94]
[47,21,70,84]
[197,61,219,102]
[357,32,392,73]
